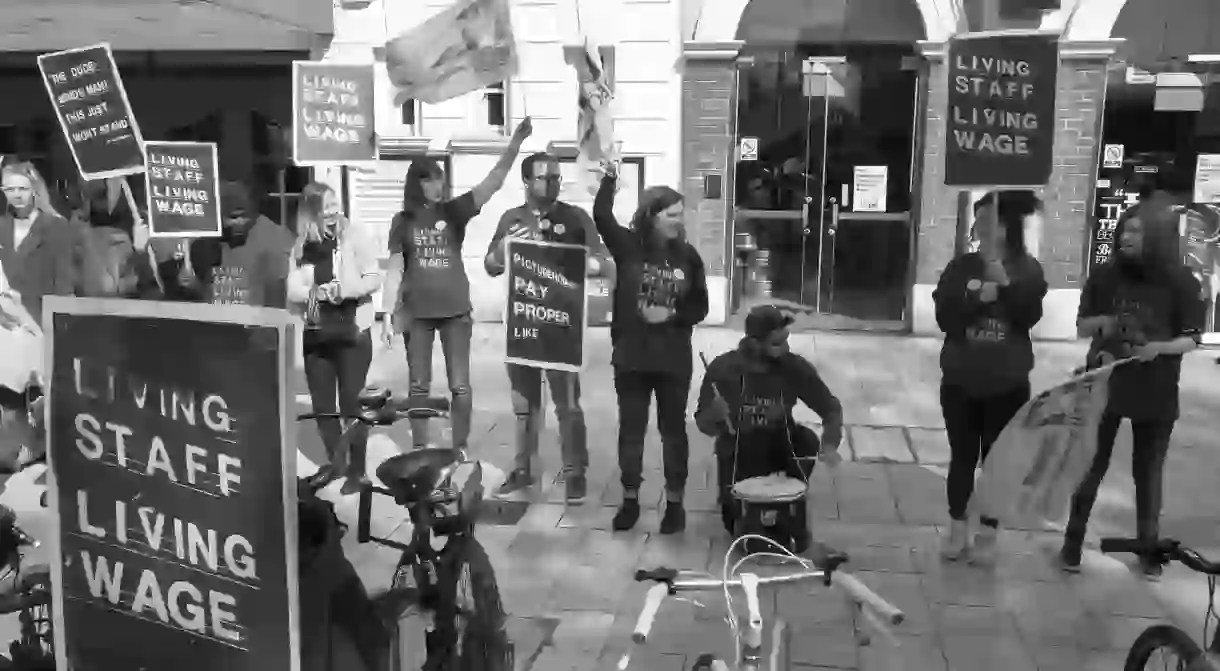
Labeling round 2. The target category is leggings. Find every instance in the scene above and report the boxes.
[941,381,1030,525]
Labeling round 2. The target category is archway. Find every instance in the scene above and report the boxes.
[688,0,958,43]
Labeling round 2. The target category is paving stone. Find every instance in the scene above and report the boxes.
[1026,644,1085,671]
[788,625,861,668]
[906,427,952,465]
[941,632,1039,671]
[851,426,916,463]
[858,633,947,671]
[885,464,950,526]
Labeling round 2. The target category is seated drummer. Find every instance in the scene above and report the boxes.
[694,305,844,534]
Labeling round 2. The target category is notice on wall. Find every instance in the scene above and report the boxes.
[292,61,376,165]
[1088,182,1132,271]
[1102,144,1124,169]
[504,239,587,372]
[944,31,1058,187]
[1194,154,1220,204]
[37,43,145,180]
[44,297,298,671]
[144,141,221,238]
[852,165,888,212]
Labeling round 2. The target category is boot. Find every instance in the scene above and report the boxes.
[941,519,969,561]
[613,493,641,532]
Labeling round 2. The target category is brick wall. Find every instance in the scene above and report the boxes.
[915,44,1113,291]
[680,46,740,277]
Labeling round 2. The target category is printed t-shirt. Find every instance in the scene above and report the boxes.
[390,193,480,320]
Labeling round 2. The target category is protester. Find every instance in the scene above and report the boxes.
[0,161,82,320]
[72,179,158,299]
[934,190,1048,565]
[381,118,532,450]
[593,161,709,534]
[288,182,382,494]
[484,152,603,501]
[1059,202,1203,579]
[155,180,294,307]
[694,305,843,547]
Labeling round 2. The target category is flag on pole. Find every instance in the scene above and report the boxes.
[384,0,518,105]
[968,361,1126,529]
[569,39,618,196]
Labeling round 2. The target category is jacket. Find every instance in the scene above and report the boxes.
[287,217,383,332]
[0,210,82,321]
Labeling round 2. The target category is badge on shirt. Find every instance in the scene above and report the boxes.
[435,220,447,232]
[539,218,552,231]
[674,269,685,281]
[554,223,566,235]
[966,278,982,291]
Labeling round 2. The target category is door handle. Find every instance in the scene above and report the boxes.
[827,199,840,237]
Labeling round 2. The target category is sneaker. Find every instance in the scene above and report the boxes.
[565,473,587,504]
[1139,556,1164,581]
[613,497,641,532]
[941,519,969,561]
[659,502,686,535]
[1057,543,1082,573]
[340,471,370,496]
[968,525,999,566]
[499,469,535,495]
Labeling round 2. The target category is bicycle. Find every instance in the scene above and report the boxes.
[622,534,906,671]
[298,387,513,671]
[1100,537,1220,671]
[0,507,52,671]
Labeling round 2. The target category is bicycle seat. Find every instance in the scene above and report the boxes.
[376,448,460,504]
[359,386,392,410]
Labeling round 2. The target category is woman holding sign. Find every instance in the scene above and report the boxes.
[594,162,709,534]
[288,182,383,493]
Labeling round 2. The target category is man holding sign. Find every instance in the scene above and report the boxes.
[484,153,602,502]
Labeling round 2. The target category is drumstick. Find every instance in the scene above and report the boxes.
[699,352,736,436]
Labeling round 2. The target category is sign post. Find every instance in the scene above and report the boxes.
[144,141,223,238]
[291,61,377,165]
[504,239,588,372]
[43,297,299,671]
[37,43,145,180]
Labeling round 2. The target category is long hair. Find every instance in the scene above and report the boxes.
[1111,200,1184,275]
[629,185,684,248]
[1,162,62,219]
[402,157,444,210]
[293,182,344,259]
[972,190,1040,259]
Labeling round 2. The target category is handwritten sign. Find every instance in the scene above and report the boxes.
[504,239,587,372]
[292,62,376,164]
[144,141,221,238]
[945,31,1058,187]
[37,43,145,180]
[45,298,298,671]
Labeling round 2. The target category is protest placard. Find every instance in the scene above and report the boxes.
[44,297,298,671]
[504,239,587,371]
[144,141,222,238]
[292,62,376,164]
[37,43,145,180]
[944,31,1058,187]
[384,0,518,104]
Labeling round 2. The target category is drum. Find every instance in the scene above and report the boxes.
[730,475,809,554]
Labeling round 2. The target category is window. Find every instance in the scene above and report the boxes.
[251,112,310,228]
[478,82,507,132]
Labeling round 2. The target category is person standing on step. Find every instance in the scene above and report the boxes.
[381,118,532,451]
[934,190,1048,565]
[484,152,604,502]
[1058,202,1203,580]
[593,161,709,534]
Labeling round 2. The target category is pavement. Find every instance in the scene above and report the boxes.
[5,324,1220,670]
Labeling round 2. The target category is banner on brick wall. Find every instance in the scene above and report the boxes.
[944,30,1058,187]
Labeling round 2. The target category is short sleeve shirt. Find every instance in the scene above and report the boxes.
[389,192,480,319]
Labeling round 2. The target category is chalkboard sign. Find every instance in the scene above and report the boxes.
[504,239,587,371]
[944,31,1058,187]
[292,62,377,165]
[37,43,145,180]
[145,141,222,238]
[44,297,298,671]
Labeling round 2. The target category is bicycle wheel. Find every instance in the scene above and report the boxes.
[1123,624,1209,671]
[431,538,513,671]
[387,561,431,671]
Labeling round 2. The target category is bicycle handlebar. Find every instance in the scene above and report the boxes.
[1100,537,1220,575]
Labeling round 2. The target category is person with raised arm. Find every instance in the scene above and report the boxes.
[381,118,533,451]
[593,161,709,534]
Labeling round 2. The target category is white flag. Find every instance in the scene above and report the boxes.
[968,361,1126,528]
[384,0,518,105]
[569,39,618,196]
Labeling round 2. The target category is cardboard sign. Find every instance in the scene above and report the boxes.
[944,31,1058,187]
[144,141,222,238]
[291,62,376,165]
[504,239,587,372]
[37,43,145,180]
[43,297,298,671]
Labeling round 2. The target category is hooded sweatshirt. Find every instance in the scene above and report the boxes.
[592,176,708,375]
[934,251,1047,396]
[155,214,294,307]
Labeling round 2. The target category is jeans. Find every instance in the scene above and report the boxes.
[1064,412,1173,549]
[716,422,819,534]
[941,381,1030,525]
[405,312,473,449]
[303,329,373,473]
[614,369,691,493]
[507,365,588,475]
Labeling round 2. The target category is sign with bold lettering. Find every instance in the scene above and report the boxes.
[945,31,1058,187]
[37,43,145,180]
[292,61,376,164]
[504,239,587,371]
[44,297,298,671]
[144,141,222,238]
